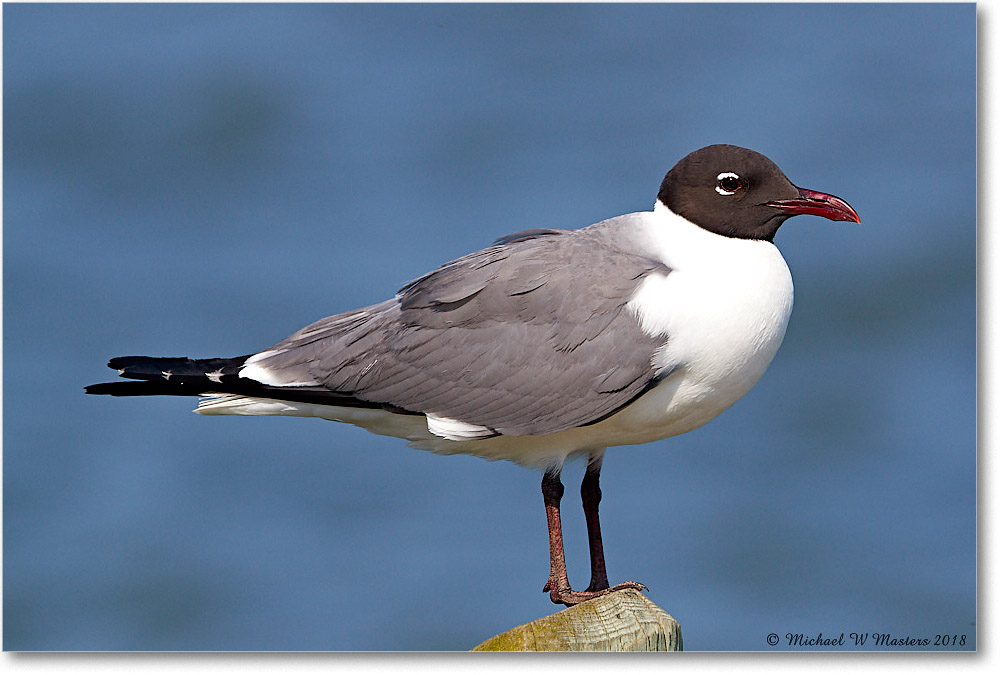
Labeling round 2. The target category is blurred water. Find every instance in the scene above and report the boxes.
[3,3,975,651]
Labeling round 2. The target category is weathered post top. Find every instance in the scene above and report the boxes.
[471,589,682,652]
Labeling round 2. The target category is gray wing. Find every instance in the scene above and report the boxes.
[247,217,669,436]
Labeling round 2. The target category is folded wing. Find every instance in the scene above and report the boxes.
[243,217,671,437]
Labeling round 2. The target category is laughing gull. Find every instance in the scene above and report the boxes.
[87,144,859,606]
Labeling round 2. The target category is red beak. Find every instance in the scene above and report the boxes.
[765,187,860,223]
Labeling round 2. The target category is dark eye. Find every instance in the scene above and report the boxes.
[716,172,743,196]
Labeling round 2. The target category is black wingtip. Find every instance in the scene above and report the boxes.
[88,354,253,397]
[85,381,134,396]
[85,380,205,397]
[85,381,153,395]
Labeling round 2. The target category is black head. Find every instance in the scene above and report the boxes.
[657,144,860,242]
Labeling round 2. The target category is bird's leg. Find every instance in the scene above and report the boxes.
[581,455,646,598]
[541,468,572,599]
[581,455,610,592]
[541,463,646,606]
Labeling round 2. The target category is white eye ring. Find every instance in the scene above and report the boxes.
[715,172,742,196]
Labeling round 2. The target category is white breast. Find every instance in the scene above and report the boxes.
[613,203,795,439]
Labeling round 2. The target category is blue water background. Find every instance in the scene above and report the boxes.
[3,3,976,650]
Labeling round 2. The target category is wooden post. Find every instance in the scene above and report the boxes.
[471,589,682,651]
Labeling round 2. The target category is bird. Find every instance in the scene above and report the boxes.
[86,144,859,606]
